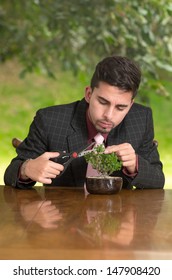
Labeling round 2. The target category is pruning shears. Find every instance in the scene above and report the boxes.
[51,141,96,177]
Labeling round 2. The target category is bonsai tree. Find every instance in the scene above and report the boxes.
[84,144,122,177]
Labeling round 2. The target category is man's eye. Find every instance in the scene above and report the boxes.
[117,107,125,111]
[99,99,107,105]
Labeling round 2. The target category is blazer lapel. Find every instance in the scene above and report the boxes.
[67,99,88,185]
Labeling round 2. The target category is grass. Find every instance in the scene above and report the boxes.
[0,60,172,188]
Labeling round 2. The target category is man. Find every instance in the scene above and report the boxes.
[4,56,165,189]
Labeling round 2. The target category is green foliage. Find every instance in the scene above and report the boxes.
[84,144,122,176]
[0,0,172,100]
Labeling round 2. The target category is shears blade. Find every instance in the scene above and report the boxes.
[77,141,96,157]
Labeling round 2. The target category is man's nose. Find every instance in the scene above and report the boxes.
[103,107,114,119]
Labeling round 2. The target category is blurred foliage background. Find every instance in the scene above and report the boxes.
[0,0,172,187]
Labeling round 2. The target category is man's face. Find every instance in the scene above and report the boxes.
[85,81,134,134]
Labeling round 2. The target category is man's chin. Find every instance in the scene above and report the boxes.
[97,127,112,134]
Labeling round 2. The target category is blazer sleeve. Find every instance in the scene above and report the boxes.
[4,109,48,188]
[128,108,165,189]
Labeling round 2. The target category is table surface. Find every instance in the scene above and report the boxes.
[0,185,172,260]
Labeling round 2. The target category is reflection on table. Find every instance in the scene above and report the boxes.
[0,185,171,260]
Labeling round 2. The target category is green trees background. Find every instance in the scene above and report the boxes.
[1,0,172,95]
[0,0,172,186]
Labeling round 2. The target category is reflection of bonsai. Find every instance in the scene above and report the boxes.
[77,208,135,247]
[84,144,122,176]
[85,211,120,245]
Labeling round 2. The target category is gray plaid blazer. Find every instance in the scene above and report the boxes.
[4,99,165,189]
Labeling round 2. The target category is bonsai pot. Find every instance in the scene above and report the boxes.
[85,176,123,195]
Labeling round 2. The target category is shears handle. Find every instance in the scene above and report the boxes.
[51,152,70,165]
[50,151,78,177]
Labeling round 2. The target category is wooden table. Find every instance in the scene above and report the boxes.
[0,185,172,260]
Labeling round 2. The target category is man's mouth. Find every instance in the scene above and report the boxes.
[98,121,114,129]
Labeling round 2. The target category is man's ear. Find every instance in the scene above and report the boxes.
[131,99,134,107]
[85,86,92,103]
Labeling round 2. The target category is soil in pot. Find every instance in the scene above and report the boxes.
[85,176,123,195]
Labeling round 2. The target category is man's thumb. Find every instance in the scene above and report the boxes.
[43,152,60,160]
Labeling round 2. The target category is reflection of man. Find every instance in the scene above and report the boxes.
[3,186,62,229]
[3,186,165,253]
[20,200,62,229]
[78,190,165,249]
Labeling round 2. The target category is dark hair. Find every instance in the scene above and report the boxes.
[90,56,141,98]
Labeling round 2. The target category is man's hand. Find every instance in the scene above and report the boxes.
[21,152,64,184]
[104,143,137,174]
